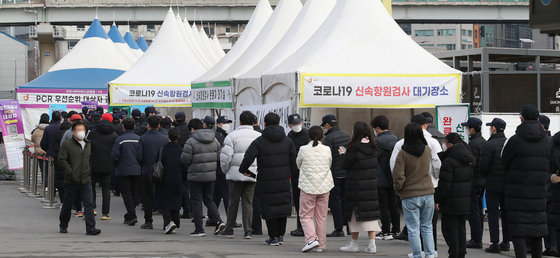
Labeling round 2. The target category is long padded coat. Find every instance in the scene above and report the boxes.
[435,143,473,215]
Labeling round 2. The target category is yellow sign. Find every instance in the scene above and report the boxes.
[382,0,392,16]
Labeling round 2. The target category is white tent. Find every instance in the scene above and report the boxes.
[262,0,462,109]
[107,23,139,66]
[109,8,207,107]
[212,35,225,58]
[124,31,144,59]
[175,14,210,69]
[235,0,336,105]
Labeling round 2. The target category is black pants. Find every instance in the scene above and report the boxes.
[140,174,153,224]
[182,179,191,215]
[291,175,302,230]
[266,217,287,239]
[110,172,119,194]
[118,175,139,221]
[468,186,485,243]
[442,214,467,258]
[190,181,221,231]
[213,175,229,214]
[513,237,543,258]
[253,192,263,232]
[92,173,111,215]
[486,190,510,244]
[329,178,346,231]
[59,183,96,232]
[162,210,180,229]
[378,187,400,233]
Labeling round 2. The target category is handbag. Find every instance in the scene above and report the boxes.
[150,147,164,182]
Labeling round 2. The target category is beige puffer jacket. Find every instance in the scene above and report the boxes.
[296,142,334,195]
[31,124,48,155]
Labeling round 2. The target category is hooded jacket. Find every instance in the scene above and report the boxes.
[58,137,91,185]
[181,129,221,182]
[88,120,118,175]
[375,131,398,188]
[468,132,487,187]
[324,127,351,179]
[220,125,261,182]
[548,132,560,228]
[32,124,48,155]
[479,131,507,192]
[435,144,473,215]
[502,120,550,238]
[393,144,435,200]
[111,130,141,176]
[175,121,191,147]
[239,125,296,220]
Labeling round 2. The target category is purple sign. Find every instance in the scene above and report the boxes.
[0,100,26,170]
[81,101,98,113]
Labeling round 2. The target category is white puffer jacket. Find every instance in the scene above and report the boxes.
[297,142,334,195]
[220,125,261,182]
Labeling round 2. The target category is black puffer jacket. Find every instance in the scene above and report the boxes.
[288,129,310,179]
[342,142,380,222]
[324,127,351,179]
[469,132,486,187]
[435,143,473,215]
[548,132,560,228]
[374,131,398,188]
[479,132,507,192]
[502,120,550,238]
[175,121,191,147]
[239,125,296,220]
[87,120,118,175]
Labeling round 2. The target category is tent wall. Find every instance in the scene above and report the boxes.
[22,107,48,141]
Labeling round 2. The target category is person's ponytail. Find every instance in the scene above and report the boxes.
[308,126,324,147]
[313,139,319,147]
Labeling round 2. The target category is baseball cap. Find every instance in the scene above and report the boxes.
[81,106,89,114]
[217,116,232,124]
[70,114,82,122]
[485,118,506,131]
[321,114,337,126]
[101,113,113,122]
[521,105,539,120]
[288,114,303,125]
[96,107,104,114]
[112,107,120,113]
[163,117,172,127]
[411,114,428,126]
[91,112,101,121]
[175,111,186,121]
[539,115,550,126]
[461,117,483,128]
[131,109,141,118]
[203,116,215,126]
[145,106,159,115]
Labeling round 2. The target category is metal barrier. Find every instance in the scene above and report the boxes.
[21,146,58,208]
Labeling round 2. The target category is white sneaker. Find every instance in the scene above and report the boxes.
[364,246,377,254]
[340,241,359,252]
[164,221,177,235]
[302,239,320,253]
[408,252,426,258]
[313,249,323,253]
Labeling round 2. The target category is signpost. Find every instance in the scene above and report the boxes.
[0,100,26,170]
[435,104,470,142]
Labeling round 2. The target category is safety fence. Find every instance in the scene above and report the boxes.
[18,146,58,209]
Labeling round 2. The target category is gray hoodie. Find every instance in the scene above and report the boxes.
[181,129,221,182]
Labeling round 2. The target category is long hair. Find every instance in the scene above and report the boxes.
[347,121,376,151]
[308,126,324,147]
[404,122,428,145]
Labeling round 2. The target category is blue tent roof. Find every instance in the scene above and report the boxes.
[108,24,126,43]
[20,68,125,89]
[83,19,109,39]
[124,32,140,50]
[137,36,149,52]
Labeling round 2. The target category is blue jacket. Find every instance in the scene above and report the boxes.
[138,129,168,175]
[40,121,61,157]
[111,130,141,176]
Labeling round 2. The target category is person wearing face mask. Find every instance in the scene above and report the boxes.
[287,113,309,237]
[58,121,101,235]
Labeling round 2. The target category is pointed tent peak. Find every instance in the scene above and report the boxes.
[83,18,109,39]
[168,7,173,13]
[112,21,116,26]
[176,12,182,19]
[108,24,126,43]
[137,35,149,52]
[124,32,140,50]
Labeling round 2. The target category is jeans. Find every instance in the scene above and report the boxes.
[266,217,287,239]
[300,191,329,249]
[292,175,302,230]
[441,214,467,258]
[118,175,139,221]
[253,192,263,233]
[468,186,485,243]
[378,187,400,233]
[92,173,111,215]
[190,181,221,231]
[513,237,543,258]
[486,190,510,244]
[224,180,255,233]
[59,183,96,232]
[328,178,346,231]
[402,194,436,258]
[162,210,180,229]
[140,174,153,224]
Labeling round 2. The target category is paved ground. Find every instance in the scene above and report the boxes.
[0,178,517,257]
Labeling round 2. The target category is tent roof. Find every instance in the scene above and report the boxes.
[108,23,125,43]
[192,0,273,84]
[83,18,108,39]
[110,9,206,85]
[124,32,140,50]
[20,68,124,89]
[137,35,149,52]
[213,0,302,82]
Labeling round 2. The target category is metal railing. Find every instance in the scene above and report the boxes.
[19,146,57,209]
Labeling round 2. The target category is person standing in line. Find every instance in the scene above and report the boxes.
[111,118,142,226]
[32,113,50,156]
[60,114,86,147]
[393,123,437,258]
[156,128,186,235]
[174,111,192,219]
[297,126,333,253]
[87,118,118,220]
[59,113,86,216]
[321,114,351,238]
[40,111,62,157]
[436,133,473,258]
[130,109,145,136]
[239,113,296,246]
[54,114,71,204]
[502,105,550,258]
[548,131,560,256]
[339,122,381,254]
[58,121,101,235]
[287,113,309,237]
[137,115,168,230]
[422,112,445,145]
[540,114,558,257]
[251,113,263,235]
[371,115,400,240]
[218,111,261,239]
[479,118,511,254]
[181,118,225,237]
[203,116,229,226]
[460,117,487,249]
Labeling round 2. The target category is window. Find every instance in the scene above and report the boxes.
[130,25,138,31]
[414,29,434,37]
[437,44,456,50]
[420,44,434,47]
[147,24,155,32]
[461,44,467,49]
[77,25,85,31]
[461,29,466,36]
[225,27,230,33]
[468,45,473,49]
[437,29,456,36]
[468,30,473,37]
[67,40,78,49]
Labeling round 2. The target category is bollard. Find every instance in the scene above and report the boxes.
[43,158,57,209]
[18,147,29,193]
[27,153,38,197]
[23,148,31,193]
[39,155,48,202]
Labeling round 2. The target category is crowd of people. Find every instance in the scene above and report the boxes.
[29,104,560,257]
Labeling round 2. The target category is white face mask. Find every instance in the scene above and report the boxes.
[76,131,86,141]
[221,123,231,133]
[292,124,303,133]
[373,130,378,137]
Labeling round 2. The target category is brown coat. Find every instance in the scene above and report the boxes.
[392,145,435,199]
[31,124,48,155]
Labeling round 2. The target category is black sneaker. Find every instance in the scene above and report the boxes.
[543,248,560,257]
[485,243,501,253]
[86,228,101,235]
[206,220,218,227]
[190,229,206,237]
[290,228,304,237]
[265,237,279,246]
[394,228,408,241]
[59,228,68,234]
[214,221,226,235]
[253,230,263,235]
[244,231,252,239]
[326,229,345,237]
[141,222,153,229]
[219,229,234,238]
[500,242,510,252]
[466,240,483,249]
[278,236,284,245]
[128,219,138,226]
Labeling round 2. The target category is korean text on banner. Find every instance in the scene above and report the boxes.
[301,73,461,108]
[49,104,67,118]
[238,101,292,133]
[17,89,108,109]
[0,100,26,170]
[81,101,98,113]
[436,104,470,142]
[108,106,131,116]
[110,84,192,107]
[191,81,233,109]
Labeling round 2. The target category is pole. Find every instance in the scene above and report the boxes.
[27,154,38,197]
[43,158,57,209]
